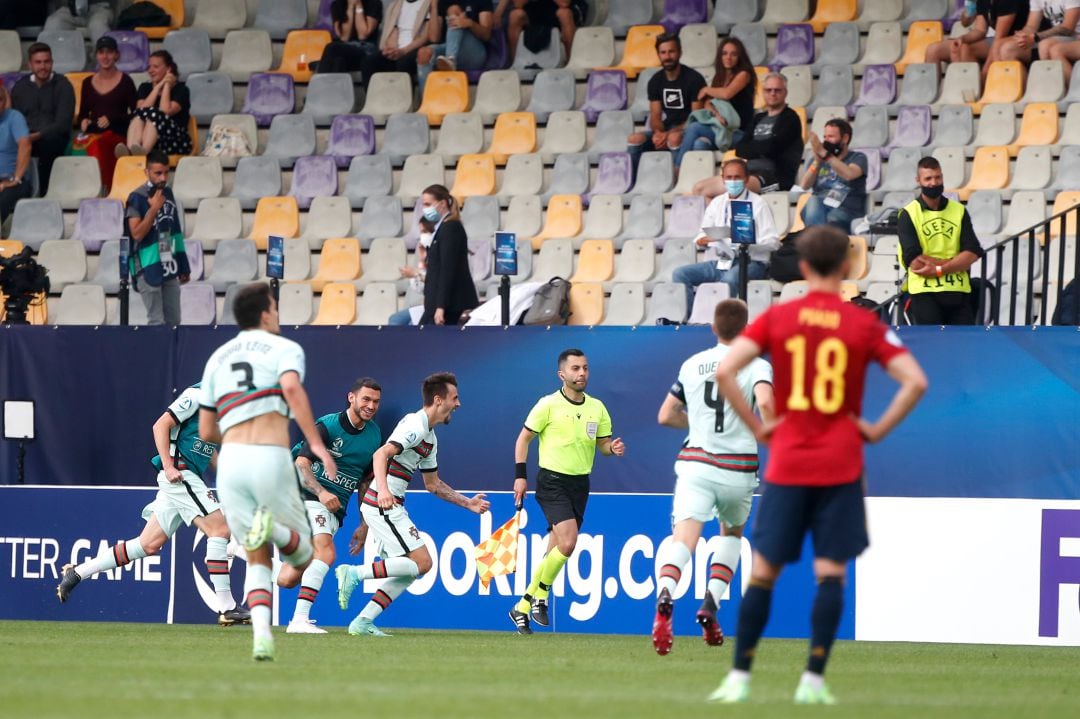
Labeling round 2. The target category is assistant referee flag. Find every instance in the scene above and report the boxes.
[475,512,520,588]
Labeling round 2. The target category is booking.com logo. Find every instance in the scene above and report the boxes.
[1039,509,1080,638]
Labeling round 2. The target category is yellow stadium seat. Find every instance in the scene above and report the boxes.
[1007,102,1059,156]
[602,24,664,79]
[109,156,146,202]
[312,282,357,325]
[168,116,199,167]
[793,105,807,142]
[530,194,583,250]
[568,282,604,325]
[956,146,1009,200]
[135,0,184,39]
[0,239,24,258]
[847,235,868,280]
[809,0,857,33]
[840,282,860,302]
[417,71,470,125]
[753,66,769,109]
[66,72,92,120]
[973,61,1024,113]
[1050,191,1080,240]
[787,193,812,233]
[0,290,47,324]
[309,238,361,292]
[450,154,497,201]
[895,21,943,74]
[250,196,300,250]
[278,30,332,83]
[485,112,537,165]
[570,239,615,282]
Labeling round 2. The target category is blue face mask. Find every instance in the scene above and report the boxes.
[422,206,442,223]
[725,180,745,197]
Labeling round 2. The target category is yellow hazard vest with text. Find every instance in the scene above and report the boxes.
[900,198,971,294]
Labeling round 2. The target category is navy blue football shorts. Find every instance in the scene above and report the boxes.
[751,477,869,565]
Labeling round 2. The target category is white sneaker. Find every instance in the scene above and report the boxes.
[286,619,328,634]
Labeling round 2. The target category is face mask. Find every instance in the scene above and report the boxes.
[921,184,944,200]
[422,206,441,223]
[419,232,434,248]
[822,141,843,156]
[724,180,745,197]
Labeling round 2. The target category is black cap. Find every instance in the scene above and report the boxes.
[95,36,118,52]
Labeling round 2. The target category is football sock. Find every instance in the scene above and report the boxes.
[291,559,329,623]
[277,527,312,567]
[733,579,774,672]
[76,538,148,578]
[244,563,273,641]
[806,576,844,675]
[655,541,692,596]
[359,576,413,621]
[707,535,742,604]
[516,548,569,612]
[356,557,420,580]
[205,537,235,612]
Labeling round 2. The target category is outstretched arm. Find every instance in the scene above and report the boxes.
[422,469,490,513]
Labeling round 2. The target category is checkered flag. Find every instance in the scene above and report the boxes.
[474,511,520,588]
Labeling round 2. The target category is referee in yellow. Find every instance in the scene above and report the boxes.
[509,348,626,635]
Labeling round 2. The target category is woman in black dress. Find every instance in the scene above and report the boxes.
[120,50,191,157]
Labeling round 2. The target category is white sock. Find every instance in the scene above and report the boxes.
[205,537,235,612]
[244,563,273,641]
[76,538,148,578]
[358,557,420,580]
[291,559,329,623]
[655,541,692,596]
[270,558,283,584]
[359,576,413,621]
[707,535,742,605]
[799,671,824,689]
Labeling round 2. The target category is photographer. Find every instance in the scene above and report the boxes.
[0,84,32,224]
[126,148,189,326]
[798,118,867,233]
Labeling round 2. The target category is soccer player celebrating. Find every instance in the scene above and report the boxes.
[652,299,774,655]
[56,383,249,626]
[278,377,384,634]
[336,372,490,636]
[509,349,626,635]
[198,282,337,661]
[708,225,927,704]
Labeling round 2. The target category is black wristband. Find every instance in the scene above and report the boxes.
[515,462,527,480]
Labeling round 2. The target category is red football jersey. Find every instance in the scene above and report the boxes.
[742,291,908,486]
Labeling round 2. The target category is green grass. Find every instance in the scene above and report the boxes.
[0,622,1078,719]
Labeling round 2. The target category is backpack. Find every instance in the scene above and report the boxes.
[522,277,571,325]
[768,231,803,283]
[115,2,171,30]
[202,125,252,158]
[1052,279,1078,325]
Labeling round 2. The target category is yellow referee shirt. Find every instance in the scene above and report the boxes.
[524,390,613,476]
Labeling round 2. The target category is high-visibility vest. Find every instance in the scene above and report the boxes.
[899,198,971,294]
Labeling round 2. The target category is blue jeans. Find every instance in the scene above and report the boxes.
[388,308,414,326]
[673,123,716,167]
[672,259,768,312]
[627,134,676,183]
[417,28,488,90]
[800,195,860,233]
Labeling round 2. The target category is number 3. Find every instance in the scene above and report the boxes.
[784,336,847,414]
[231,362,254,391]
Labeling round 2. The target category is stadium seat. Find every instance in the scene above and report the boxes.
[967,190,1004,237]
[644,282,687,323]
[379,112,430,165]
[133,0,183,38]
[301,196,353,248]
[746,279,773,320]
[581,195,624,242]
[1023,60,1066,104]
[761,0,810,30]
[1049,191,1080,240]
[531,238,574,282]
[847,235,869,280]
[450,154,497,200]
[603,0,654,35]
[36,240,86,292]
[894,63,939,108]
[628,152,674,197]
[288,155,339,209]
[0,30,20,73]
[779,280,810,302]
[207,239,258,291]
[902,0,950,27]
[397,154,445,205]
[185,240,204,281]
[249,196,299,250]
[858,0,903,26]
[66,72,92,120]
[255,0,309,40]
[1002,191,1048,236]
[861,21,903,65]
[188,72,234,123]
[361,73,414,123]
[580,70,628,123]
[1008,103,1058,156]
[341,155,392,210]
[972,104,1016,148]
[538,114,586,168]
[809,0,856,32]
[231,156,283,210]
[711,0,759,33]
[678,23,717,70]
[787,193,812,233]
[418,71,469,125]
[854,64,898,108]
[356,195,404,246]
[72,198,123,253]
[485,112,537,164]
[355,237,407,288]
[730,23,767,66]
[571,240,615,283]
[851,105,889,149]
[104,30,149,73]
[55,284,106,325]
[190,198,242,251]
[499,153,544,202]
[662,194,707,245]
[890,104,932,150]
[566,26,616,79]
[628,68,659,121]
[89,245,125,296]
[601,282,645,325]
[434,112,483,163]
[206,114,259,164]
[895,20,942,74]
[531,195,583,249]
[219,30,273,82]
[302,73,358,125]
[356,282,399,325]
[309,238,362,292]
[779,64,812,109]
[812,21,860,70]
[669,151,715,199]
[175,281,215,325]
[311,282,357,325]
[9,199,62,251]
[609,239,656,285]
[770,24,815,68]
[1051,145,1080,190]
[618,194,664,244]
[661,0,709,33]
[279,282,314,325]
[566,282,604,325]
[107,156,145,203]
[323,114,374,168]
[762,192,791,236]
[278,30,332,83]
[163,29,212,79]
[504,195,542,239]
[242,72,295,126]
[585,152,631,199]
[526,69,576,124]
[511,28,564,81]
[607,25,665,79]
[461,195,500,242]
[37,30,85,74]
[589,110,636,161]
[931,104,974,148]
[811,66,855,109]
[974,61,1023,112]
[937,61,980,106]
[473,70,522,124]
[282,237,311,281]
[688,282,731,324]
[263,113,317,167]
[191,0,246,39]
[859,149,882,190]
[931,146,967,190]
[650,238,696,287]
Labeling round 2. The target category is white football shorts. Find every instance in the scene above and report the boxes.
[671,462,758,528]
[142,469,221,536]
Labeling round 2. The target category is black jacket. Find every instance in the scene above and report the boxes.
[420,218,478,325]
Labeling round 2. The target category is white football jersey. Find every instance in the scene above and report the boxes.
[671,343,772,456]
[384,409,439,496]
[199,329,305,434]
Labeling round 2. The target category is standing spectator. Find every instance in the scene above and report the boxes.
[0,85,32,222]
[418,184,479,325]
[119,50,192,158]
[373,0,433,77]
[798,118,867,233]
[925,1,1029,74]
[75,36,138,192]
[44,1,118,44]
[126,149,190,326]
[417,0,495,90]
[317,0,384,85]
[998,0,1080,64]
[898,157,985,325]
[627,34,707,179]
[496,0,580,63]
[11,43,75,195]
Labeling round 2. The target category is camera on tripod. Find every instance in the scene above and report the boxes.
[0,247,50,325]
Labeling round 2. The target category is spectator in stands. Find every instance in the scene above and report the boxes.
[675,37,756,169]
[416,0,495,90]
[998,0,1080,65]
[496,0,581,63]
[627,33,706,179]
[44,1,117,44]
[798,118,867,233]
[11,43,74,195]
[419,184,478,325]
[672,158,778,310]
[126,148,189,326]
[317,0,383,85]
[924,1,1029,77]
[119,50,191,158]
[389,219,435,325]
[898,156,984,325]
[75,36,138,192]
[374,0,433,77]
[1036,2,1080,82]
[0,85,32,222]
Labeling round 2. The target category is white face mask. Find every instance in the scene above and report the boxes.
[419,232,434,248]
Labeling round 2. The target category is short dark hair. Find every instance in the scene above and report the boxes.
[422,372,458,406]
[557,348,586,368]
[655,33,680,52]
[146,148,170,168]
[350,377,382,394]
[917,156,942,172]
[27,43,51,58]
[824,118,853,141]
[797,225,850,278]
[721,157,748,177]
[233,283,273,330]
[713,299,748,341]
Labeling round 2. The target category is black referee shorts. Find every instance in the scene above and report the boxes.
[534,468,590,530]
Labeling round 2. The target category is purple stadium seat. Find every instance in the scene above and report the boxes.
[890,105,932,153]
[242,72,296,126]
[660,194,705,247]
[315,0,334,30]
[660,0,709,34]
[1,72,25,91]
[73,198,124,252]
[770,24,814,69]
[587,152,633,199]
[186,239,204,280]
[855,148,881,191]
[325,114,375,167]
[851,64,897,109]
[103,31,149,73]
[288,155,339,209]
[466,31,510,82]
[180,281,217,325]
[580,70,628,123]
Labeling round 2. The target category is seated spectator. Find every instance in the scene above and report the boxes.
[496,0,581,63]
[119,50,191,158]
[798,118,867,233]
[11,42,74,195]
[672,158,778,308]
[627,33,706,178]
[924,1,1028,76]
[416,0,495,90]
[317,0,383,85]
[1036,1,1080,82]
[998,0,1080,65]
[0,84,32,221]
[389,218,434,325]
[374,0,433,77]
[675,36,755,168]
[44,1,115,43]
[74,35,138,192]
